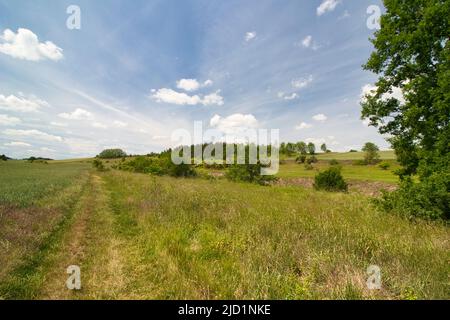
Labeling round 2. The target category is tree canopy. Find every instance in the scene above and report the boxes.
[361,0,449,219]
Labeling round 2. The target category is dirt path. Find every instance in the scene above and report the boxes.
[38,173,127,299]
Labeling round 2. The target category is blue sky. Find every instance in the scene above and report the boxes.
[0,0,387,159]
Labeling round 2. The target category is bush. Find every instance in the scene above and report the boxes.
[306,156,318,164]
[296,155,307,164]
[98,148,127,159]
[329,159,339,166]
[314,167,348,192]
[379,162,391,170]
[353,159,367,166]
[118,155,196,177]
[0,154,8,161]
[92,159,106,171]
[120,156,164,175]
[304,163,314,170]
[376,172,449,220]
[226,162,275,185]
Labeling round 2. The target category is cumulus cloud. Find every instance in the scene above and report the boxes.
[317,0,341,16]
[58,108,94,120]
[0,94,49,112]
[360,83,406,105]
[245,31,256,42]
[0,28,63,61]
[292,75,313,89]
[0,114,21,126]
[151,88,224,106]
[4,141,31,147]
[312,113,327,122]
[210,113,258,134]
[295,122,313,130]
[3,129,63,142]
[176,79,213,92]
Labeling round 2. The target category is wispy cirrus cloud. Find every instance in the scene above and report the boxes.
[3,129,63,142]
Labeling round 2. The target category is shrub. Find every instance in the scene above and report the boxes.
[314,167,348,192]
[329,159,339,166]
[98,148,127,159]
[376,172,449,220]
[379,162,391,170]
[304,163,314,170]
[353,159,367,166]
[0,154,8,161]
[92,159,106,171]
[296,155,307,164]
[226,162,275,185]
[120,156,164,175]
[306,156,318,164]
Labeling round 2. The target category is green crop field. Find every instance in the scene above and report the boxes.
[0,159,448,300]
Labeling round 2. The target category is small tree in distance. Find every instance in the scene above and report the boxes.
[307,143,315,155]
[362,142,380,164]
[320,143,327,153]
[98,148,127,159]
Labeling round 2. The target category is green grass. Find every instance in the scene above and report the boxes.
[0,160,448,300]
[316,150,396,161]
[278,160,401,183]
[0,160,90,207]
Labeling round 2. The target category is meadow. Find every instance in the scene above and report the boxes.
[0,156,448,300]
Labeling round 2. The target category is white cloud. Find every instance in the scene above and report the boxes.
[176,79,200,92]
[0,114,21,126]
[58,108,94,120]
[312,113,327,122]
[176,79,213,92]
[92,122,107,129]
[295,122,313,130]
[360,84,406,104]
[302,35,313,48]
[50,121,68,127]
[0,94,49,112]
[284,93,299,100]
[0,28,63,61]
[4,141,31,147]
[362,118,371,127]
[40,147,55,152]
[210,113,258,134]
[202,91,224,106]
[151,88,224,106]
[317,0,341,16]
[245,31,257,42]
[3,129,63,142]
[292,75,313,89]
[306,136,339,147]
[113,120,128,128]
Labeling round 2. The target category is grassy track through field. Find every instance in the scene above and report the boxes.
[1,164,449,299]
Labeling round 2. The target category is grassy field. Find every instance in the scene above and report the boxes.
[277,160,401,183]
[0,160,448,300]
